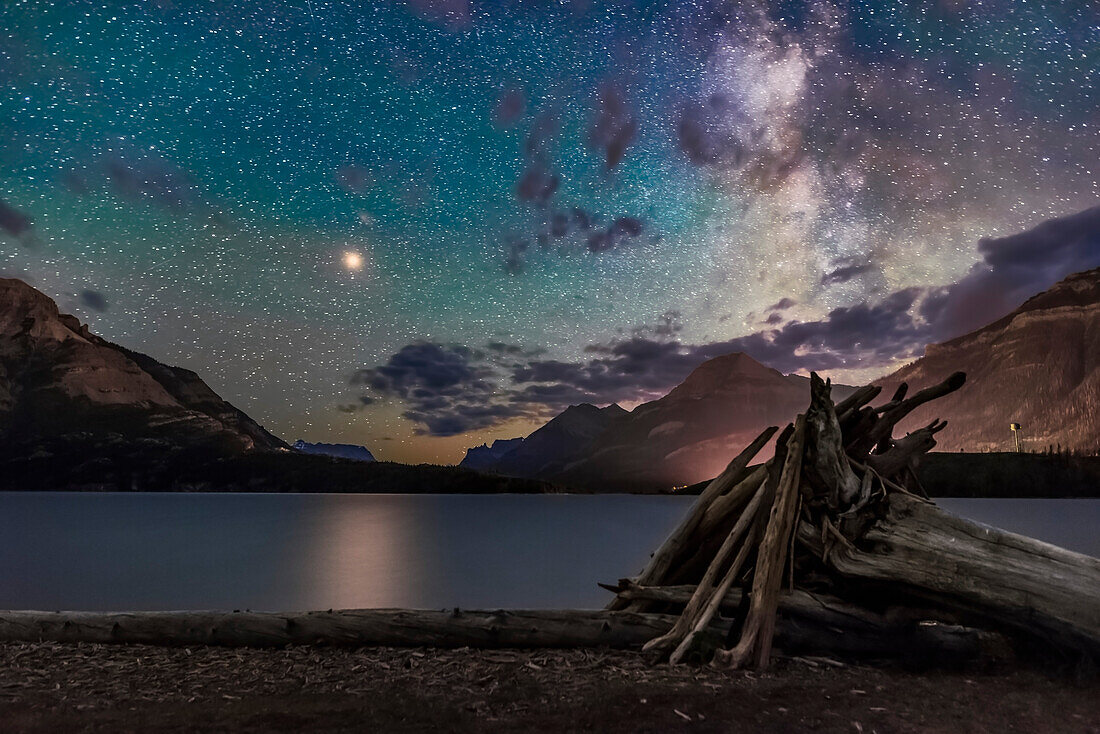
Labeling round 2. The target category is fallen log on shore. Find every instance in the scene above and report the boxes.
[605,370,1100,668]
[0,604,1002,665]
[799,492,1100,655]
[0,609,707,649]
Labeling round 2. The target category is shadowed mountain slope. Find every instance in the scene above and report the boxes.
[0,278,285,452]
[875,268,1100,454]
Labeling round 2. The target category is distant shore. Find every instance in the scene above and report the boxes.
[3,442,1098,497]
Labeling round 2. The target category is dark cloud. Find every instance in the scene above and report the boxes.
[493,88,526,127]
[524,111,559,159]
[504,207,645,272]
[587,81,637,170]
[353,342,529,436]
[504,237,529,274]
[506,206,1100,403]
[505,98,644,269]
[79,290,108,312]
[63,152,209,216]
[546,207,594,240]
[513,337,695,404]
[767,297,796,312]
[0,198,33,239]
[514,111,561,208]
[632,310,683,338]
[821,262,873,286]
[486,341,544,359]
[922,205,1100,338]
[586,216,644,252]
[487,341,525,355]
[334,165,374,194]
[654,310,683,337]
[516,162,559,205]
[677,96,745,167]
[364,207,1100,434]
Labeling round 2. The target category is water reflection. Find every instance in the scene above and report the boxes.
[301,495,423,610]
[0,493,1094,612]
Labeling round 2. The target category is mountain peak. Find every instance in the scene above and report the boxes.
[668,352,782,399]
[559,402,627,418]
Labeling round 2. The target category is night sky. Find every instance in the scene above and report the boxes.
[2,1,1098,462]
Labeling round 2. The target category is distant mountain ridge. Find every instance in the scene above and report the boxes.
[482,403,628,479]
[293,440,375,462]
[459,437,524,471]
[0,278,285,452]
[550,353,857,490]
[874,267,1100,454]
[465,352,857,491]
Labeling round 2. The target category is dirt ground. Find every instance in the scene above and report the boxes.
[1,643,1097,733]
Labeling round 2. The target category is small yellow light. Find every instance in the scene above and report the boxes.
[343,251,364,270]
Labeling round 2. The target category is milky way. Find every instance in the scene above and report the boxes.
[1,1,1098,462]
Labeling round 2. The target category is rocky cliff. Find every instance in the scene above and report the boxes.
[875,268,1100,454]
[0,278,285,453]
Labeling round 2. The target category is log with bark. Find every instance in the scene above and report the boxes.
[0,609,722,649]
[0,602,1003,665]
[605,370,1100,669]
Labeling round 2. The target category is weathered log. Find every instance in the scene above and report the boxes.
[610,582,1008,663]
[623,366,1099,668]
[840,406,879,449]
[803,373,860,508]
[0,608,725,649]
[849,372,965,455]
[834,384,881,421]
[668,525,758,665]
[716,414,806,669]
[611,426,777,611]
[695,464,768,540]
[865,419,946,479]
[665,465,770,587]
[642,482,766,661]
[888,383,908,403]
[801,492,1100,659]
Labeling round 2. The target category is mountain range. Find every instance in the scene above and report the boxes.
[0,278,566,493]
[463,353,859,491]
[463,268,1100,489]
[4,265,1098,493]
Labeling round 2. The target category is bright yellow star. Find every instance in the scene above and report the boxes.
[343,251,364,271]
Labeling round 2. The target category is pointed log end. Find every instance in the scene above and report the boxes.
[947,371,966,391]
[809,372,831,403]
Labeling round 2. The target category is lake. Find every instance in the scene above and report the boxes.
[0,493,1096,612]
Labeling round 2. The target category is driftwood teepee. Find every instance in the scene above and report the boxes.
[605,372,1100,668]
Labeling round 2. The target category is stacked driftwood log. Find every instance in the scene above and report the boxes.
[605,372,1100,669]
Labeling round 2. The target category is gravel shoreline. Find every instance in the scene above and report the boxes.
[2,642,1097,733]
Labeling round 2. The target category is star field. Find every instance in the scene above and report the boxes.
[1,0,1097,462]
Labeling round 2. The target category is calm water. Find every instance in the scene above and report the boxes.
[0,493,1095,612]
